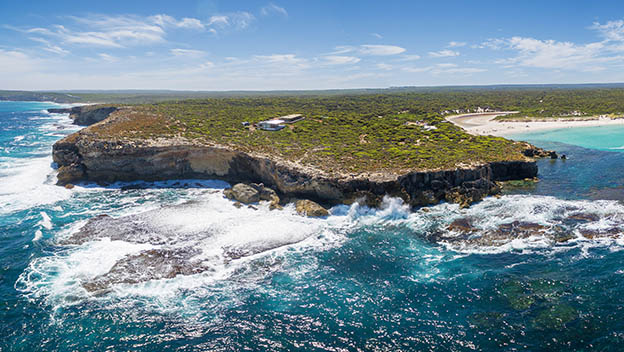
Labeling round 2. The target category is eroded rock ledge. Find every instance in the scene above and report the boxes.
[53,130,539,208]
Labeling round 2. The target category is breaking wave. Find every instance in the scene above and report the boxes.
[16,191,624,316]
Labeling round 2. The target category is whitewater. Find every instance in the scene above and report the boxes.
[4,101,624,350]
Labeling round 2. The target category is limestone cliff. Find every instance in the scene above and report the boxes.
[53,125,538,208]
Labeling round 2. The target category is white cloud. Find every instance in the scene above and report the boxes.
[428,49,460,58]
[323,55,361,65]
[371,33,383,39]
[359,44,406,56]
[44,45,70,55]
[591,20,624,42]
[230,12,255,29]
[19,14,207,48]
[98,53,118,63]
[261,3,288,17]
[254,54,308,68]
[170,48,206,57]
[396,54,421,61]
[485,36,622,71]
[376,63,393,70]
[28,37,70,55]
[150,14,205,29]
[448,41,466,48]
[208,15,229,26]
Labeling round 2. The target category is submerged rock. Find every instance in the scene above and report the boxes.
[499,280,535,311]
[296,200,329,217]
[82,248,205,292]
[447,217,477,234]
[533,304,577,330]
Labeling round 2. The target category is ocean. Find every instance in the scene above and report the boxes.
[3,101,624,351]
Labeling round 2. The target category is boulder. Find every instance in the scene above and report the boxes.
[224,183,260,204]
[296,199,329,217]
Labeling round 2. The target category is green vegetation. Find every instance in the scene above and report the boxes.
[89,94,529,174]
[18,85,624,174]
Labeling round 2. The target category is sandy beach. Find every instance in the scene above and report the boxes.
[447,112,624,136]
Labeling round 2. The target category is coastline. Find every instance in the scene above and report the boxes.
[447,112,624,136]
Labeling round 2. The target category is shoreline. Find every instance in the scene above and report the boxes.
[446,112,624,137]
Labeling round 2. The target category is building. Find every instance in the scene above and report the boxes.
[279,114,305,123]
[256,114,305,131]
[258,119,286,131]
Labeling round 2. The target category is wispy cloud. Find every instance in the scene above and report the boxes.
[149,14,205,30]
[448,41,466,48]
[322,55,361,65]
[29,37,70,55]
[207,15,230,26]
[371,33,383,39]
[359,44,406,56]
[478,19,624,71]
[254,54,308,68]
[14,12,256,49]
[98,53,118,63]
[404,63,485,74]
[428,49,460,58]
[333,44,406,56]
[484,36,622,71]
[591,19,624,42]
[261,3,288,17]
[170,48,206,57]
[209,12,256,30]
[396,54,421,61]
[18,14,204,48]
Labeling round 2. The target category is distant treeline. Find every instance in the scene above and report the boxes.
[2,85,624,117]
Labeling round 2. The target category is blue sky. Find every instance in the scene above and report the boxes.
[1,0,624,90]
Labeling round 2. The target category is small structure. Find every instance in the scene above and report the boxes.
[279,114,305,123]
[257,114,305,131]
[258,119,286,131]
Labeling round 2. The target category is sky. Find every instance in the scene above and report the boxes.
[1,0,624,90]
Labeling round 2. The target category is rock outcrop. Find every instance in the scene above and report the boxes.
[224,183,282,209]
[48,105,118,126]
[521,142,558,159]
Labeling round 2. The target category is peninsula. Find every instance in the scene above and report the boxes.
[52,94,544,208]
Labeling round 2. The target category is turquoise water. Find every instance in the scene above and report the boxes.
[513,125,624,152]
[4,102,624,350]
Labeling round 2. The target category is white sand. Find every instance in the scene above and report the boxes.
[446,112,624,136]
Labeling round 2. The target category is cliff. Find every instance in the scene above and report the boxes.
[48,105,118,126]
[53,128,537,208]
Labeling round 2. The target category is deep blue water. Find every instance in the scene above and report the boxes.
[3,102,624,351]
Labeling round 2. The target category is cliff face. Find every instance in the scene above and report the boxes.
[53,131,538,208]
[48,106,118,126]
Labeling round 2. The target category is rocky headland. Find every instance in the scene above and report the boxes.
[48,105,119,126]
[52,105,548,209]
